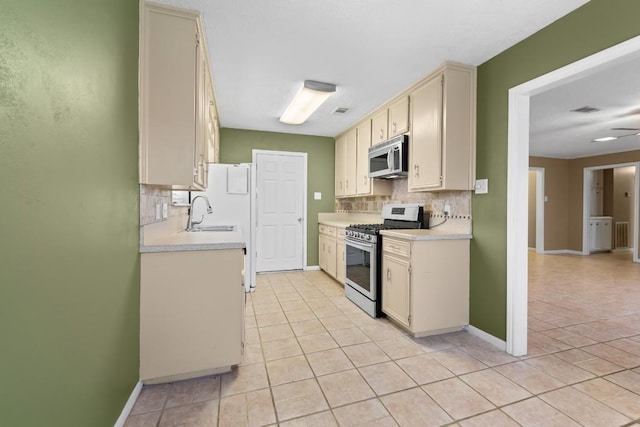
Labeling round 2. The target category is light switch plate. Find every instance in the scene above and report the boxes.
[162,202,168,219]
[314,192,322,200]
[155,203,161,220]
[475,179,489,194]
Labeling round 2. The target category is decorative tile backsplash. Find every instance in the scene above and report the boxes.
[335,178,472,219]
[140,185,188,226]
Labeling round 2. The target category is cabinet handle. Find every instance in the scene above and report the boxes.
[392,122,397,132]
[379,129,384,140]
[346,180,349,190]
[414,164,420,178]
[363,176,367,185]
[386,267,391,280]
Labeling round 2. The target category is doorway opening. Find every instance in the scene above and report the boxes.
[582,163,639,261]
[507,35,640,356]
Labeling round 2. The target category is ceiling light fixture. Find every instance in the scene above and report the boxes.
[279,80,336,125]
[592,136,618,142]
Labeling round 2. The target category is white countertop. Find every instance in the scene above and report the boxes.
[140,217,246,253]
[380,229,472,241]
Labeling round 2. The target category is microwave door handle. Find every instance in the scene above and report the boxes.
[387,148,393,170]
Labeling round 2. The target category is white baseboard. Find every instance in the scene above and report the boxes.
[114,380,143,427]
[304,265,320,271]
[543,249,584,255]
[612,247,633,253]
[465,325,507,352]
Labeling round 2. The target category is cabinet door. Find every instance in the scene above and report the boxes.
[344,128,358,196]
[356,120,372,195]
[193,35,207,188]
[335,136,346,197]
[388,96,409,137]
[326,238,337,278]
[141,7,200,187]
[409,75,443,190]
[319,234,327,271]
[336,238,345,284]
[372,110,388,145]
[381,253,411,328]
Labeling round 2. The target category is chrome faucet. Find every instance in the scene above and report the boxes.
[186,194,213,231]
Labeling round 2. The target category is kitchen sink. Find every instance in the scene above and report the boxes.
[189,225,236,232]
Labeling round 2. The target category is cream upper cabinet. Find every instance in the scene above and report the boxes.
[335,136,346,198]
[381,236,470,337]
[139,3,218,190]
[205,78,219,164]
[356,120,372,195]
[388,96,409,138]
[409,63,476,192]
[372,109,388,145]
[344,128,358,197]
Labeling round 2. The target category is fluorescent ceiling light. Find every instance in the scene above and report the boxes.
[279,80,336,125]
[592,136,618,142]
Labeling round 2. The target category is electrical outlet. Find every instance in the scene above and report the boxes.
[314,192,322,200]
[475,179,489,194]
[444,204,451,217]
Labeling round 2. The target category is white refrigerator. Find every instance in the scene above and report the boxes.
[191,163,256,292]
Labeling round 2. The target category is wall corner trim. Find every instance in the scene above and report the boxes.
[113,380,143,427]
[304,265,321,271]
[465,325,507,351]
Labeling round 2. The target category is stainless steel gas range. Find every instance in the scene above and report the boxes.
[344,204,427,317]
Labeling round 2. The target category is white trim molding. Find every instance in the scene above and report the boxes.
[113,380,143,427]
[305,265,321,271]
[507,34,640,357]
[543,250,584,256]
[465,325,507,351]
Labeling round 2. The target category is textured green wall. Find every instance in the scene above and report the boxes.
[220,128,335,266]
[0,1,140,426]
[472,0,640,339]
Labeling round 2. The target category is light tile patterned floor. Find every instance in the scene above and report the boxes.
[126,252,640,426]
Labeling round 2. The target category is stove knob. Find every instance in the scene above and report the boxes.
[358,232,364,240]
[366,234,371,241]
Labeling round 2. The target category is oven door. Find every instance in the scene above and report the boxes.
[344,237,377,300]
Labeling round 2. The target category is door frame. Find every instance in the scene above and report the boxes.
[252,149,308,271]
[507,35,640,356]
[582,163,640,258]
[529,167,545,253]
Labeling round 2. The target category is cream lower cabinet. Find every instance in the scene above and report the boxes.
[336,229,346,284]
[140,249,244,383]
[319,224,337,278]
[381,237,470,337]
[319,224,346,283]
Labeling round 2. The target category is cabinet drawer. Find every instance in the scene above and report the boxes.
[319,224,337,237]
[383,238,410,258]
[336,227,346,239]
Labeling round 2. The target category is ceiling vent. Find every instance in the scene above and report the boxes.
[332,107,350,115]
[571,106,601,113]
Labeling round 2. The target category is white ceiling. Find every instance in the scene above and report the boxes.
[152,0,588,137]
[530,54,640,159]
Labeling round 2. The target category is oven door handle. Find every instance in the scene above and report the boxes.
[346,239,375,251]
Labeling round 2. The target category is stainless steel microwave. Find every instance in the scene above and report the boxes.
[368,134,409,179]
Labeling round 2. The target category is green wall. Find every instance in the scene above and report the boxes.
[220,128,335,266]
[0,1,140,426]
[472,0,640,339]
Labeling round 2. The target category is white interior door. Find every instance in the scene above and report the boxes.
[254,151,306,272]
